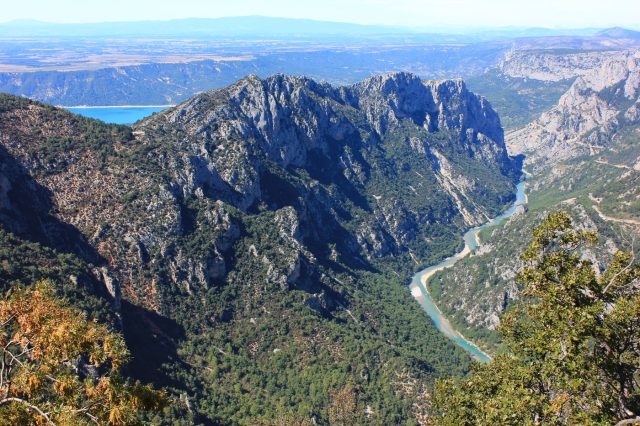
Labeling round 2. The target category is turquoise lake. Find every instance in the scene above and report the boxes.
[65,106,170,125]
[409,181,527,362]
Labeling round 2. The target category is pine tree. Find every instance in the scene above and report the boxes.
[0,281,167,425]
[433,211,640,425]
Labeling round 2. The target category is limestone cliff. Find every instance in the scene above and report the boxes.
[0,73,518,423]
[508,50,640,165]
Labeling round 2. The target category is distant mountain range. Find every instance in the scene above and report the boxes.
[0,17,407,38]
[1,16,636,40]
[596,27,640,39]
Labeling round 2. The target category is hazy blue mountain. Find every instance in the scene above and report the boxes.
[597,27,640,39]
[1,17,629,42]
[0,16,406,38]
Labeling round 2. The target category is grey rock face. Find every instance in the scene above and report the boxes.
[137,72,516,261]
[499,49,626,82]
[0,72,516,314]
[351,73,505,154]
[508,50,640,165]
[95,266,122,313]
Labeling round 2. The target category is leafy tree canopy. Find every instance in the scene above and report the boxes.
[0,281,167,425]
[433,211,640,426]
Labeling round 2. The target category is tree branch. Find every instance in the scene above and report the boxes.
[616,417,640,426]
[66,406,99,425]
[603,248,636,295]
[0,314,15,328]
[0,397,55,425]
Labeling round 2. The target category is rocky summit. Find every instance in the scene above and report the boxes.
[128,72,517,301]
[0,72,518,423]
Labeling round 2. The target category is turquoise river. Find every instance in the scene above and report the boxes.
[409,180,527,362]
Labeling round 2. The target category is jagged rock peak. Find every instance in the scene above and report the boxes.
[349,72,473,108]
[352,72,428,95]
[349,73,502,144]
[145,72,504,147]
[353,71,466,91]
[227,73,332,98]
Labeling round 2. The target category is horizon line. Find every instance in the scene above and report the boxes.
[0,15,635,33]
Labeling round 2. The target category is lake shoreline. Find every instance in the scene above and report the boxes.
[62,105,172,125]
[61,104,176,109]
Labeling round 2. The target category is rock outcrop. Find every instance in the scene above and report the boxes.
[499,49,626,82]
[0,73,520,424]
[508,50,640,164]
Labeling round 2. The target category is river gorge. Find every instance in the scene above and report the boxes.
[410,180,527,362]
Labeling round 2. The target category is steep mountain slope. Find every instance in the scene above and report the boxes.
[428,133,640,348]
[426,50,640,351]
[466,49,630,130]
[509,50,640,164]
[0,73,518,424]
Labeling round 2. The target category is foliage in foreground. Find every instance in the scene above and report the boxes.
[0,281,167,425]
[433,211,640,425]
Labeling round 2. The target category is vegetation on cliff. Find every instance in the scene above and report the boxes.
[0,70,520,424]
[433,212,640,425]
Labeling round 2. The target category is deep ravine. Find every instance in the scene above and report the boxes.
[410,180,527,362]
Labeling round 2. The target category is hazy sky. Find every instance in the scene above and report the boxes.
[2,0,639,29]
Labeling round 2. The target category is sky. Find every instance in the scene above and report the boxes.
[1,0,639,29]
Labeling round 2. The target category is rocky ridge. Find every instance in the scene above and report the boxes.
[0,73,518,423]
[498,49,626,82]
[0,72,519,308]
[508,49,640,165]
[134,72,517,267]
